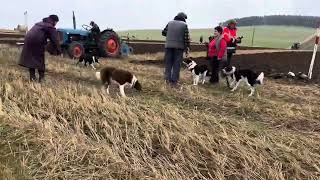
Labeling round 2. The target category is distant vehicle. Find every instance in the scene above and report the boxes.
[291,42,300,50]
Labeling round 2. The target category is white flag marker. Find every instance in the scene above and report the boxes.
[308,25,320,79]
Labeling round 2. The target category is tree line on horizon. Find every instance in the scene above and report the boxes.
[223,15,320,28]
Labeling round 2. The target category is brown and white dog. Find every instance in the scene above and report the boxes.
[95,67,142,97]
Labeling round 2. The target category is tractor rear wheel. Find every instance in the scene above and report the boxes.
[68,41,84,59]
[99,30,121,58]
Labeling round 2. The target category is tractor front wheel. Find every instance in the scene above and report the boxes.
[99,30,121,58]
[68,42,84,59]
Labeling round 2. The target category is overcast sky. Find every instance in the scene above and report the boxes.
[1,0,319,31]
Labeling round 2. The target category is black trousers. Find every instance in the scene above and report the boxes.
[29,68,45,82]
[227,53,233,67]
[210,57,227,83]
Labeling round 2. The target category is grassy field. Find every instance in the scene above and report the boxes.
[118,25,315,48]
[1,45,320,179]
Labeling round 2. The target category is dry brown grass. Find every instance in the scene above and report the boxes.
[0,45,320,179]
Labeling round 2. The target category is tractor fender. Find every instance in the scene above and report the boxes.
[100,29,115,34]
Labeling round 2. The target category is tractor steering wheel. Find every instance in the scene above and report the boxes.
[82,24,92,31]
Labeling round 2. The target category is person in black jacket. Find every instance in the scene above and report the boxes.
[90,21,101,43]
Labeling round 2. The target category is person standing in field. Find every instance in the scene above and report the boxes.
[19,15,61,83]
[223,19,241,66]
[162,12,191,87]
[200,35,203,44]
[208,26,228,84]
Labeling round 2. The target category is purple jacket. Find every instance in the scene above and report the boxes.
[19,17,60,71]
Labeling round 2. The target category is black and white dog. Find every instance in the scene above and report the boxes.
[183,58,209,85]
[223,66,264,97]
[77,50,100,70]
[95,67,142,97]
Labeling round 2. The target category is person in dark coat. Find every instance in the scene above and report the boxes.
[19,15,61,82]
[162,12,190,87]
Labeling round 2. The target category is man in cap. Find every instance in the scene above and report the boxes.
[162,12,191,87]
[19,14,61,83]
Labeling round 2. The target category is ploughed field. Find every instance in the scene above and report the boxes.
[0,45,320,179]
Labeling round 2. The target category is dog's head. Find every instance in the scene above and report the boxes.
[287,71,295,78]
[183,58,197,70]
[222,66,236,76]
[256,72,264,85]
[131,75,142,91]
[133,81,142,91]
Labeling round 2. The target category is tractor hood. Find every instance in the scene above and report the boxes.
[57,28,89,36]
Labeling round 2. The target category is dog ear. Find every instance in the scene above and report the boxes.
[134,81,142,91]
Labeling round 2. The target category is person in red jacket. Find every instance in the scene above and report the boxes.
[223,19,241,66]
[208,26,227,84]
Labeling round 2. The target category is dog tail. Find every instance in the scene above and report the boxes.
[95,71,101,80]
[256,72,264,84]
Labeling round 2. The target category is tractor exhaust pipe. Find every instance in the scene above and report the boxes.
[73,11,76,29]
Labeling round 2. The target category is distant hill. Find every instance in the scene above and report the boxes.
[224,15,320,28]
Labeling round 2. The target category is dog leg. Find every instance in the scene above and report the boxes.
[119,85,126,97]
[100,83,110,95]
[106,85,110,95]
[249,87,255,97]
[93,57,100,66]
[245,80,255,97]
[194,75,200,85]
[193,76,197,85]
[230,79,236,88]
[202,71,207,84]
[246,81,253,91]
[231,80,242,92]
[90,64,96,70]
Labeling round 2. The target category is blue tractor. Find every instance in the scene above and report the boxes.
[57,24,121,59]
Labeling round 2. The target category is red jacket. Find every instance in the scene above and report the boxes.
[208,37,227,59]
[223,27,237,43]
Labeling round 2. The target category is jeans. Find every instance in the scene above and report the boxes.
[164,48,184,84]
[29,68,45,82]
[210,57,227,83]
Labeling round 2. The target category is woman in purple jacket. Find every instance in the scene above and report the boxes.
[19,15,61,82]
